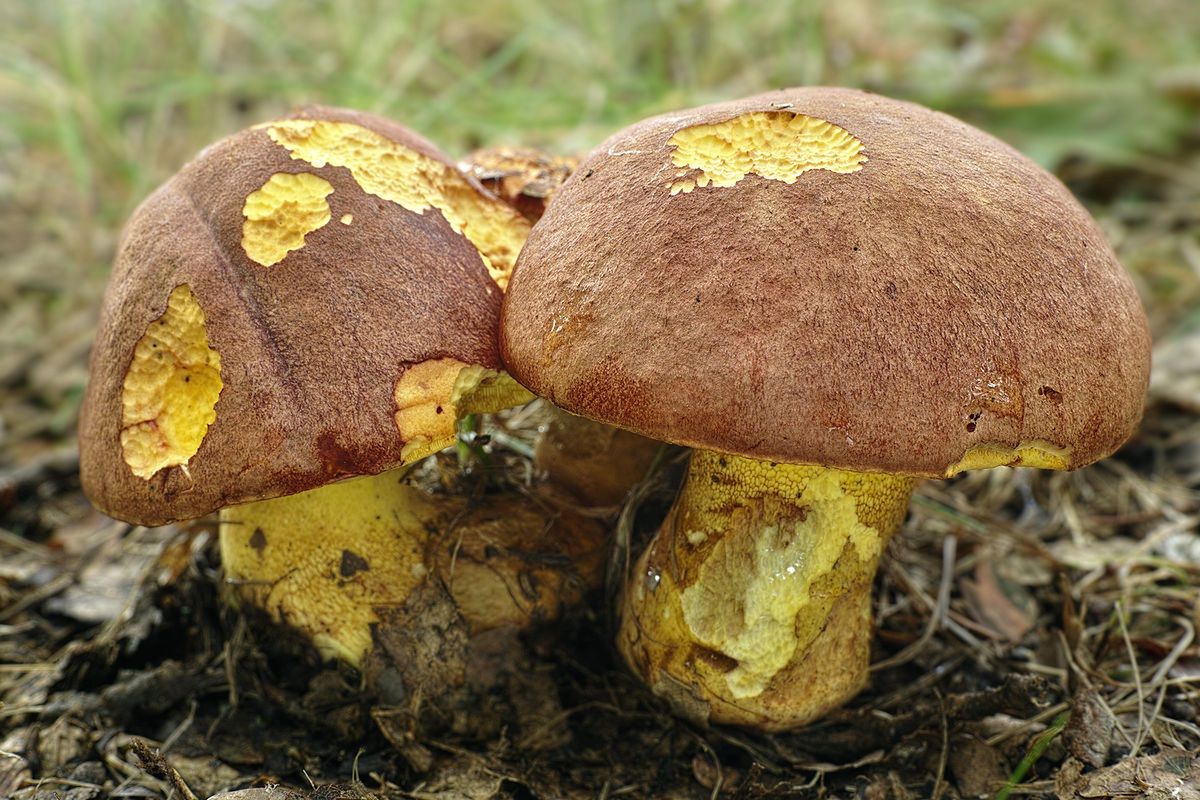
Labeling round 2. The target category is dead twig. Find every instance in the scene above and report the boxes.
[129,737,198,800]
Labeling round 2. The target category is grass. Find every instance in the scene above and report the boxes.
[3,0,1199,241]
[994,711,1070,800]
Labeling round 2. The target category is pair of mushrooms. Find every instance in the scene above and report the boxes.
[81,89,1150,732]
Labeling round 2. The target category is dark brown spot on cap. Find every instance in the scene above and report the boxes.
[1038,385,1064,405]
[318,432,369,478]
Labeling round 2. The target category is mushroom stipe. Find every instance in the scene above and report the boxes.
[619,452,916,730]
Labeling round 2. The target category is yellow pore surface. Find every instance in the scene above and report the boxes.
[945,440,1072,477]
[241,172,334,267]
[121,284,223,479]
[393,358,534,464]
[677,452,914,699]
[265,119,531,288]
[667,111,865,195]
[218,468,435,666]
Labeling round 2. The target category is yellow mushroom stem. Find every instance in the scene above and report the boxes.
[618,450,916,731]
[219,465,606,668]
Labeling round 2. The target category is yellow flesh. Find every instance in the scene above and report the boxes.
[945,440,1071,476]
[393,359,534,464]
[667,111,866,195]
[219,466,609,668]
[620,450,915,729]
[240,172,334,267]
[120,285,223,479]
[264,119,531,288]
[219,468,433,666]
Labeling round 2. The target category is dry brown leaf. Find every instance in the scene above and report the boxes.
[1151,333,1200,413]
[948,734,1009,798]
[1050,537,1141,571]
[1055,750,1200,799]
[0,727,34,798]
[1063,688,1115,769]
[960,560,1038,642]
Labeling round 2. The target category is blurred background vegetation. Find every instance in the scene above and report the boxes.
[1,0,1199,454]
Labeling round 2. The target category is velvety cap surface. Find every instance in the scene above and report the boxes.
[81,106,530,525]
[501,87,1151,477]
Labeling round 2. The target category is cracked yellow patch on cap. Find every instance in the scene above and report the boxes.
[264,119,530,288]
[393,358,533,464]
[945,440,1071,476]
[667,111,865,195]
[120,284,223,479]
[241,172,334,267]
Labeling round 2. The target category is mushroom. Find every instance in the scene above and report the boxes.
[79,106,605,672]
[499,87,1151,730]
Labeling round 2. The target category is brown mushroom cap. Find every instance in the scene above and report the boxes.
[501,87,1151,478]
[81,106,530,525]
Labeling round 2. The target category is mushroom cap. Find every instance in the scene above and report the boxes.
[500,87,1151,478]
[81,106,530,525]
[460,147,578,223]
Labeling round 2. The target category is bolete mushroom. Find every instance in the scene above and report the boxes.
[79,106,605,672]
[499,88,1151,730]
